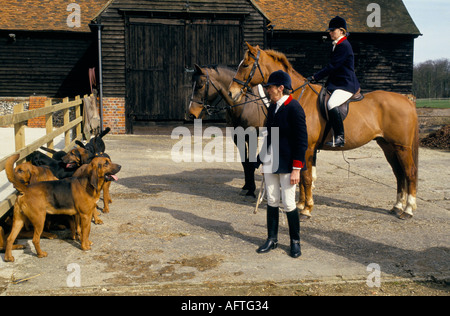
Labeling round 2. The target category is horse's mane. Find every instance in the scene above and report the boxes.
[201,64,237,72]
[264,49,305,79]
[199,64,237,78]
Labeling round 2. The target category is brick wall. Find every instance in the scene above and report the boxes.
[27,96,48,128]
[102,97,126,134]
[1,95,127,134]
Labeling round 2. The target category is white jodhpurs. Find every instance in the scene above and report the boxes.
[264,173,297,212]
[327,89,353,110]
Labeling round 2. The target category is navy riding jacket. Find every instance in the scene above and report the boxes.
[314,37,360,94]
[258,95,308,174]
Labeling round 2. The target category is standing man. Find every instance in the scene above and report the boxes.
[256,70,308,258]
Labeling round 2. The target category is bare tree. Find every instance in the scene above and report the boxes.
[413,59,450,98]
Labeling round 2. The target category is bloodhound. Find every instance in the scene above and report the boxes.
[3,154,121,262]
[14,161,58,185]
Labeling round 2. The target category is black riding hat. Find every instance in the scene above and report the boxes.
[264,70,293,91]
[327,16,347,32]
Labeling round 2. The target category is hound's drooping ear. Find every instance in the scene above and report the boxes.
[89,163,99,190]
[29,167,40,184]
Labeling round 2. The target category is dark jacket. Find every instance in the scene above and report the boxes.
[313,37,360,94]
[258,95,308,174]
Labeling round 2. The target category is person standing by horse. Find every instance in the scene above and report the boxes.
[255,70,308,258]
[308,16,360,147]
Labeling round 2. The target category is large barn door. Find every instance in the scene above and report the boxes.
[127,19,186,121]
[187,19,242,67]
[126,16,243,123]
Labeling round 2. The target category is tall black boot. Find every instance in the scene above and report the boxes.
[326,107,345,147]
[286,209,302,258]
[257,205,279,253]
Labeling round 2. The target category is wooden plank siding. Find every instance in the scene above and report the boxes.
[269,32,415,94]
[0,31,96,98]
[95,0,266,126]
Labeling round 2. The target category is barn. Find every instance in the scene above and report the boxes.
[0,0,420,134]
[254,0,422,93]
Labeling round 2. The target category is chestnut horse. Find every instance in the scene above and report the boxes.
[188,64,269,197]
[229,43,419,220]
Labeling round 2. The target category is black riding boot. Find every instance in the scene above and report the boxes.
[286,209,302,258]
[257,205,279,253]
[326,107,345,147]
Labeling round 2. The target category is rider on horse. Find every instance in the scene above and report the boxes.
[308,16,360,148]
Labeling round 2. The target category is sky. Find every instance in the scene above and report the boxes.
[402,0,450,64]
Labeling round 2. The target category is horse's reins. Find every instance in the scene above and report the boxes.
[191,49,319,117]
[191,67,269,116]
[190,69,222,115]
[230,48,319,104]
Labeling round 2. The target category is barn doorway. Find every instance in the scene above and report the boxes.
[126,15,244,127]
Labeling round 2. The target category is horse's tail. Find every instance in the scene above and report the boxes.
[5,154,27,193]
[412,117,419,187]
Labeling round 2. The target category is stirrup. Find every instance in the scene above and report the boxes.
[326,135,345,147]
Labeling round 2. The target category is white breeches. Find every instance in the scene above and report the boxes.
[264,173,297,212]
[327,89,353,110]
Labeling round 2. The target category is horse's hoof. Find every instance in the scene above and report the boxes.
[239,189,248,196]
[299,214,311,222]
[389,207,403,217]
[246,191,256,198]
[398,212,413,220]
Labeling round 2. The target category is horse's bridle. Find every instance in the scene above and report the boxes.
[232,50,265,96]
[190,69,225,115]
[189,58,270,116]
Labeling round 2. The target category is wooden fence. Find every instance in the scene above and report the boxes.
[0,95,87,219]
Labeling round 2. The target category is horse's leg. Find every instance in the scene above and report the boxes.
[298,149,317,210]
[245,136,256,197]
[312,150,317,189]
[242,160,256,197]
[297,181,306,210]
[297,148,315,221]
[236,136,256,197]
[376,139,407,216]
[394,144,418,220]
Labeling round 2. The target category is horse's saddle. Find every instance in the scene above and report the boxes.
[318,86,364,121]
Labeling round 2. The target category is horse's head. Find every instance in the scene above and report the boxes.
[228,43,270,103]
[188,64,210,119]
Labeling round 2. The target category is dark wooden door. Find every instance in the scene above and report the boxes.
[126,17,242,122]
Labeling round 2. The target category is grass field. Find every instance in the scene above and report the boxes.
[415,99,450,108]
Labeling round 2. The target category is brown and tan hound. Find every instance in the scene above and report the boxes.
[3,154,121,262]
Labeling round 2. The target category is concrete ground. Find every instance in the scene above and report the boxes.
[0,123,449,296]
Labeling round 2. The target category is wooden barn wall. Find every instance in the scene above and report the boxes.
[270,33,415,94]
[0,31,96,98]
[98,0,266,99]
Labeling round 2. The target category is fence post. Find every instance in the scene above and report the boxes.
[13,103,25,162]
[75,95,81,140]
[63,97,70,148]
[45,98,53,151]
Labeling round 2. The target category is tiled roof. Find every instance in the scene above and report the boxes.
[1,0,420,35]
[0,0,110,32]
[253,0,421,35]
